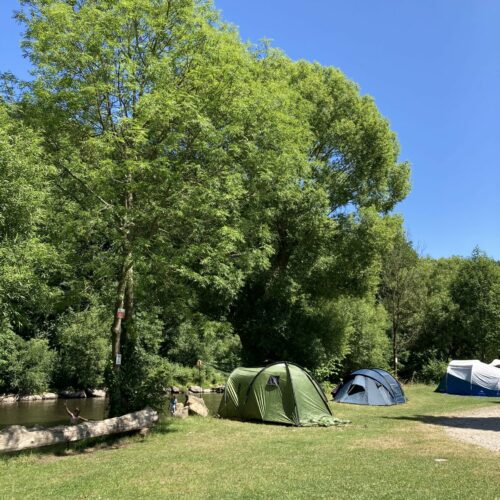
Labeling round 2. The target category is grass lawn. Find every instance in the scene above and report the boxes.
[1,385,499,499]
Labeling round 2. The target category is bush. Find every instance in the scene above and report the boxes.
[167,363,226,388]
[167,315,241,372]
[419,358,448,384]
[106,311,230,416]
[106,311,172,415]
[55,307,109,389]
[9,337,55,394]
[107,345,175,415]
[312,357,344,383]
[0,322,17,392]
[342,298,390,374]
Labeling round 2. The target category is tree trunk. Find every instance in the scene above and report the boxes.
[111,188,134,370]
[109,186,135,416]
[392,323,398,378]
[111,253,133,370]
[0,408,158,453]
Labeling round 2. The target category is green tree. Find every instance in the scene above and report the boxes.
[9,337,55,395]
[450,248,500,360]
[56,306,109,390]
[10,0,412,400]
[17,0,313,412]
[0,321,17,392]
[166,314,241,371]
[231,59,409,373]
[403,256,462,379]
[379,231,423,377]
[342,298,390,374]
[0,103,61,338]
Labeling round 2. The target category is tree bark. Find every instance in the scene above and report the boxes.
[392,321,398,378]
[111,253,133,370]
[111,187,134,371]
[0,408,158,453]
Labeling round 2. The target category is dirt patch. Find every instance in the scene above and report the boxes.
[437,406,500,453]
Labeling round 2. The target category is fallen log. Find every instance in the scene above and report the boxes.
[0,407,158,453]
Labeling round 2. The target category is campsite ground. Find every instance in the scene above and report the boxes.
[0,385,499,499]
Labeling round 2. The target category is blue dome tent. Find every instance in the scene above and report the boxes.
[334,368,406,406]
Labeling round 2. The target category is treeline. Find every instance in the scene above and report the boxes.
[380,242,499,382]
[0,1,498,413]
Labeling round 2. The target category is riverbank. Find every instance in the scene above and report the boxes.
[0,389,106,404]
[1,386,499,499]
[0,385,223,405]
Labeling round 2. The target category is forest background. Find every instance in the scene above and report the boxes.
[0,0,498,415]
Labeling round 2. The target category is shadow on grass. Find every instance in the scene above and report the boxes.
[386,415,500,432]
[153,418,179,435]
[0,418,177,461]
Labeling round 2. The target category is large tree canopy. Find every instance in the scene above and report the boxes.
[231,58,409,369]
[0,102,61,394]
[2,0,413,406]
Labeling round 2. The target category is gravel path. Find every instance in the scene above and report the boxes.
[439,405,500,452]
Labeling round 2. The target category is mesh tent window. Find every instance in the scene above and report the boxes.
[348,384,364,395]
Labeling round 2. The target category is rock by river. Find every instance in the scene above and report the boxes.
[18,395,43,402]
[173,402,189,419]
[185,394,209,417]
[85,389,106,398]
[59,390,87,399]
[0,395,18,404]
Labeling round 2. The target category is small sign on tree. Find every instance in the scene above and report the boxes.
[116,308,125,319]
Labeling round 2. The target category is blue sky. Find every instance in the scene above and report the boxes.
[1,1,499,259]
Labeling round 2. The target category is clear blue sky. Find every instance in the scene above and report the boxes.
[1,1,499,259]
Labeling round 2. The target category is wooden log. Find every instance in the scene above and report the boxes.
[0,407,158,453]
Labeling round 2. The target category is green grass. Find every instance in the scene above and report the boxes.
[1,385,499,499]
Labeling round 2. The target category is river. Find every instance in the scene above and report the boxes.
[0,393,223,429]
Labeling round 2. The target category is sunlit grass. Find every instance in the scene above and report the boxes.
[1,385,499,499]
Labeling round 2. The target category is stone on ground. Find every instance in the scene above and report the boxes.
[185,394,209,417]
[173,402,189,419]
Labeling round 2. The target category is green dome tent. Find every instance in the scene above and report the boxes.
[218,362,336,426]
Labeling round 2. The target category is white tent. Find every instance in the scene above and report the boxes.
[437,360,500,396]
[490,359,500,368]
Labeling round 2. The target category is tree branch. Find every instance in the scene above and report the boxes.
[59,163,114,210]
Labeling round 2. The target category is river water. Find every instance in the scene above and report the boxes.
[0,393,223,429]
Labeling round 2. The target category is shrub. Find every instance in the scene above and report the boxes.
[106,311,172,415]
[167,315,241,372]
[419,358,448,384]
[0,322,17,392]
[106,311,230,415]
[342,298,390,374]
[168,363,226,388]
[9,337,55,394]
[55,307,109,389]
[107,348,173,415]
